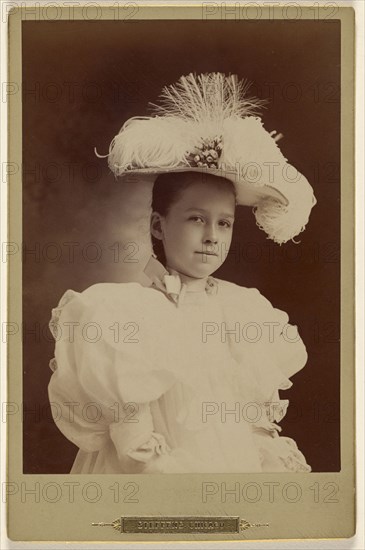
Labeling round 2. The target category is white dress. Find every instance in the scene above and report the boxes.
[48,256,311,473]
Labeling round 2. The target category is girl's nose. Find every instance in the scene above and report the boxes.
[204,236,218,245]
[204,228,218,245]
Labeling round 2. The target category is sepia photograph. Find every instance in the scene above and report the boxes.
[21,16,339,476]
[4,2,358,544]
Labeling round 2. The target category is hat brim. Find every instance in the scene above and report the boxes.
[119,166,289,207]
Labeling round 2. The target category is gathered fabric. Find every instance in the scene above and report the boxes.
[48,256,311,473]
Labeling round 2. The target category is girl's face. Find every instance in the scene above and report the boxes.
[151,178,236,279]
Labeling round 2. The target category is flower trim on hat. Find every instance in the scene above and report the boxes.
[186,135,222,169]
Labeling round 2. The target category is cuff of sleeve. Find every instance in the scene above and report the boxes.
[126,432,171,464]
[109,403,154,459]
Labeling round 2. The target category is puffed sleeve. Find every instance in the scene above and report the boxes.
[223,284,311,472]
[249,289,311,472]
[233,287,308,395]
[47,284,185,473]
[249,288,307,377]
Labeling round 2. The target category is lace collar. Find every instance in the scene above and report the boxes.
[143,255,218,307]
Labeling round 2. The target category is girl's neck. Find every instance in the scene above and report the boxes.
[166,264,208,292]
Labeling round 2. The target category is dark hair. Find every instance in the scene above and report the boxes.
[151,171,237,266]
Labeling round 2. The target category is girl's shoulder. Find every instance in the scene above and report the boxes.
[214,277,273,308]
[51,281,172,325]
[82,281,156,304]
[60,280,166,303]
[214,278,292,325]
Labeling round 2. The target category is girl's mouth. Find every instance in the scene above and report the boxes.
[195,251,218,257]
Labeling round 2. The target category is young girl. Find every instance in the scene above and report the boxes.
[48,73,316,473]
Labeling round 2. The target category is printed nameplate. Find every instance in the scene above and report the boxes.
[92,516,269,533]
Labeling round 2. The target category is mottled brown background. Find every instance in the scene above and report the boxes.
[22,19,340,473]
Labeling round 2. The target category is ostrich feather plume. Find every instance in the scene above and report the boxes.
[97,72,316,244]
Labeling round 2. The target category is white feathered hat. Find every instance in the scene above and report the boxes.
[97,72,316,244]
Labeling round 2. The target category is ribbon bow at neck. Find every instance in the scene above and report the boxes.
[149,272,188,307]
[161,273,188,306]
[143,255,218,307]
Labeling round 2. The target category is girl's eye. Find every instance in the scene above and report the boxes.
[219,220,232,229]
[189,216,204,223]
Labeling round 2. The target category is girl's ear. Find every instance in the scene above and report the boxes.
[150,211,164,240]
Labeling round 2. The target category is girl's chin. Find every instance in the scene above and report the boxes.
[166,256,222,278]
[189,258,220,276]
[193,253,220,265]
